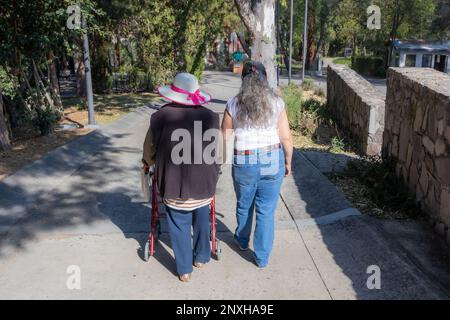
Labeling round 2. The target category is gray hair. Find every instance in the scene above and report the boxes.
[235,72,276,129]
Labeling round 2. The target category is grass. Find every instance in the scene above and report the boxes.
[280,82,354,154]
[280,80,420,220]
[62,92,160,125]
[0,128,91,180]
[332,57,351,66]
[328,156,421,220]
[0,92,160,180]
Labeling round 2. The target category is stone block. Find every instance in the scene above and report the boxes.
[419,168,429,195]
[438,119,445,136]
[422,136,434,154]
[408,164,419,191]
[445,126,450,144]
[435,138,447,157]
[440,188,450,224]
[413,107,423,131]
[406,143,413,169]
[436,158,450,183]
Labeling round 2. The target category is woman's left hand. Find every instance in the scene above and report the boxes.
[284,163,292,177]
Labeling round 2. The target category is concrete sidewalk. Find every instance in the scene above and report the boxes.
[0,71,449,299]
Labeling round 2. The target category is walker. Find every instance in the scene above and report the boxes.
[143,171,222,261]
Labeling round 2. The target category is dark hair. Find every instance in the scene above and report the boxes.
[241,60,267,80]
[236,60,275,129]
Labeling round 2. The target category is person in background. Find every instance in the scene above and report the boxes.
[142,73,219,282]
[221,60,293,268]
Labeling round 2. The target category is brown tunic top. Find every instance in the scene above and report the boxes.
[143,103,220,200]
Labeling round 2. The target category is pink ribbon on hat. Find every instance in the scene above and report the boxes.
[170,84,206,105]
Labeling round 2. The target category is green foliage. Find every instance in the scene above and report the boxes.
[332,0,439,57]
[301,79,314,91]
[351,56,386,78]
[330,136,346,153]
[33,107,59,136]
[281,85,302,129]
[332,57,351,66]
[313,86,325,97]
[96,0,229,89]
[0,66,18,99]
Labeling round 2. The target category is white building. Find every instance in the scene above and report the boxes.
[389,39,450,74]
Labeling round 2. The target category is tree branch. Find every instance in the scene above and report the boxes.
[236,32,251,57]
[234,0,255,36]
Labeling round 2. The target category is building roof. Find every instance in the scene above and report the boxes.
[392,39,450,54]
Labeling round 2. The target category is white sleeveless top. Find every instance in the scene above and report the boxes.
[225,96,285,151]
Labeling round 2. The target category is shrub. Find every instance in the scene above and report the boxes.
[33,107,59,136]
[281,84,302,129]
[330,136,346,153]
[301,78,314,91]
[351,56,386,77]
[332,57,351,66]
[314,86,325,97]
[344,156,421,218]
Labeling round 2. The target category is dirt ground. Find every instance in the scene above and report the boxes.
[0,92,159,180]
[0,128,91,180]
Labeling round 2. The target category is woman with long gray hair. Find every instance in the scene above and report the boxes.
[221,60,293,268]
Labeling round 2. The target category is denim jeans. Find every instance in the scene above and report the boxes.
[232,148,285,267]
[165,204,211,275]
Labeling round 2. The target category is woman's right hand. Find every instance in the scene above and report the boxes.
[284,162,292,177]
[142,161,149,174]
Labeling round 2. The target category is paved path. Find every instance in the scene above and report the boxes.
[0,71,449,299]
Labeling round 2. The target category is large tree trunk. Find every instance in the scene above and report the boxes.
[234,0,277,89]
[0,89,12,151]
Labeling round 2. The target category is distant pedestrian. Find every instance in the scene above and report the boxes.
[221,60,293,268]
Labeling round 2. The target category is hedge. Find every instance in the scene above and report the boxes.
[351,56,386,78]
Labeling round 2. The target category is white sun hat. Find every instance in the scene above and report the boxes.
[157,73,212,106]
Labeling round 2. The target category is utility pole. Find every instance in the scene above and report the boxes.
[82,16,96,126]
[276,0,280,87]
[288,0,293,84]
[302,0,308,82]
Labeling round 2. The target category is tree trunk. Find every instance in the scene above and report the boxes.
[236,32,251,57]
[306,7,316,70]
[75,53,86,97]
[0,89,12,151]
[32,60,57,112]
[47,51,62,108]
[234,0,277,89]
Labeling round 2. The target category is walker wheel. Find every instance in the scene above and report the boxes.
[144,240,150,262]
[215,239,222,261]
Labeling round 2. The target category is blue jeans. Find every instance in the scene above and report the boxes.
[165,205,211,276]
[232,148,285,267]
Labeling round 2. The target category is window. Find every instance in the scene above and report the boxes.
[422,54,432,67]
[405,54,416,67]
[394,52,400,67]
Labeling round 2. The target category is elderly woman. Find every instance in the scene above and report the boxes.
[142,73,219,282]
[221,61,293,268]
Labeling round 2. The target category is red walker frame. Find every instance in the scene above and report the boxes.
[144,174,221,261]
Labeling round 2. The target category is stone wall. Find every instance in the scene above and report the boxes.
[383,68,450,229]
[327,65,385,155]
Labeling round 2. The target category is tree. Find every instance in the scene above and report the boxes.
[0,88,12,151]
[234,0,277,88]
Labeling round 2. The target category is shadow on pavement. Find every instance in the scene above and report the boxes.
[287,147,450,299]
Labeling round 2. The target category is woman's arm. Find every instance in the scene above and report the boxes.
[142,125,155,171]
[278,109,293,176]
[221,110,234,165]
